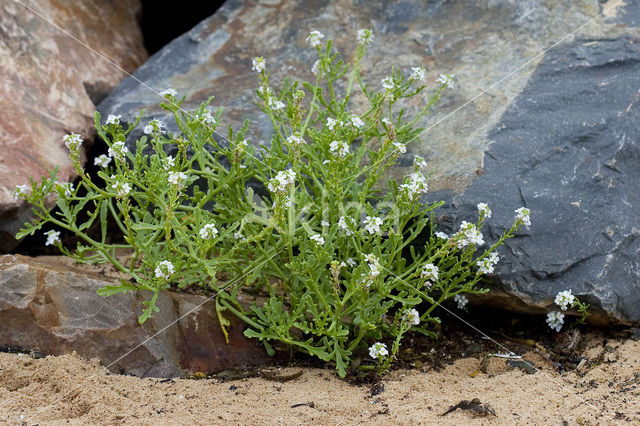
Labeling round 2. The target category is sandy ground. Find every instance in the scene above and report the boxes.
[1,332,639,425]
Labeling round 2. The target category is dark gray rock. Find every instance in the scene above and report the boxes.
[434,36,640,325]
[96,0,640,324]
[0,255,268,377]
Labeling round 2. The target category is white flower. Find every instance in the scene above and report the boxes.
[363,216,383,235]
[436,73,454,89]
[454,294,468,309]
[454,221,484,248]
[364,253,379,266]
[414,155,428,169]
[110,176,131,197]
[346,258,356,267]
[159,88,177,98]
[268,96,285,110]
[421,263,439,281]
[364,253,381,278]
[329,140,350,159]
[267,169,296,193]
[546,311,565,332]
[154,260,174,280]
[252,57,266,73]
[477,203,492,219]
[348,114,364,129]
[382,118,392,127]
[338,216,353,236]
[435,232,449,240]
[286,133,304,148]
[321,220,330,227]
[14,184,27,201]
[311,60,321,75]
[393,142,407,154]
[234,232,244,240]
[310,234,325,246]
[409,66,427,82]
[199,223,218,240]
[488,252,500,265]
[105,114,121,125]
[168,171,187,186]
[381,76,395,90]
[63,133,83,151]
[515,207,531,226]
[56,182,74,198]
[554,290,575,311]
[162,155,175,171]
[107,141,128,161]
[94,154,111,168]
[144,119,165,135]
[399,172,429,201]
[402,308,420,326]
[326,117,342,131]
[306,30,324,47]
[476,257,495,275]
[369,342,388,359]
[357,29,374,46]
[198,111,216,126]
[44,230,60,246]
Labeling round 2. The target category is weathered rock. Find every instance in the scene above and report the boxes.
[0,255,268,377]
[96,0,640,324]
[0,0,147,252]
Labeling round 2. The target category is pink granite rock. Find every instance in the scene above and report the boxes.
[0,0,147,252]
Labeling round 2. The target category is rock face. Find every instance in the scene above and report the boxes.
[96,0,640,324]
[0,255,268,377]
[0,0,147,252]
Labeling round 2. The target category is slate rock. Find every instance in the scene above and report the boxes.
[0,0,147,253]
[0,255,268,377]
[96,0,640,324]
[434,35,640,326]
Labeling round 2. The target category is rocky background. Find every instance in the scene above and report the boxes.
[1,0,639,376]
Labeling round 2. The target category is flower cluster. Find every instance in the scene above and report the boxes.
[454,221,484,248]
[286,133,304,149]
[108,141,128,162]
[409,66,427,82]
[515,207,531,226]
[144,119,165,135]
[393,142,407,154]
[306,30,324,47]
[454,294,469,309]
[55,182,74,198]
[252,57,266,73]
[363,216,383,235]
[44,230,60,246]
[381,76,395,90]
[168,171,187,187]
[310,234,325,246]
[357,29,374,46]
[338,216,354,236]
[110,176,131,198]
[546,311,564,332]
[369,342,388,359]
[414,155,428,169]
[154,260,174,280]
[348,114,364,129]
[326,117,342,132]
[436,73,454,89]
[14,184,27,201]
[267,169,296,193]
[364,254,381,278]
[162,155,175,171]
[421,263,439,282]
[476,252,500,274]
[329,140,349,159]
[477,203,491,219]
[198,111,216,126]
[555,290,575,310]
[105,114,121,126]
[199,223,218,240]
[399,172,429,201]
[63,133,83,152]
[94,154,111,168]
[159,88,177,98]
[402,308,420,326]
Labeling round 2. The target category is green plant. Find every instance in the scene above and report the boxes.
[16,30,537,377]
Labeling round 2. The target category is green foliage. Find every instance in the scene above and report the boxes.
[17,32,537,377]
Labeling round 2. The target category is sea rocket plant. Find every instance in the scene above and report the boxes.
[15,30,563,377]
